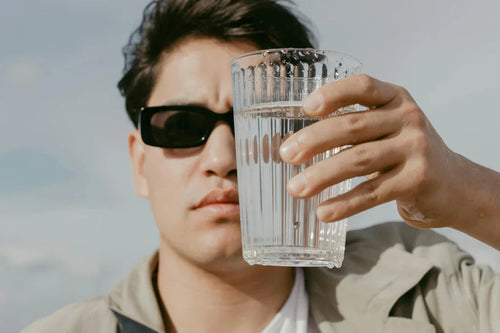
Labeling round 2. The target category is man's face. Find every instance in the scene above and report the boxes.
[129,38,257,269]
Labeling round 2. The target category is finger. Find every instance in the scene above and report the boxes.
[280,107,400,164]
[286,136,404,198]
[315,165,405,222]
[302,74,398,116]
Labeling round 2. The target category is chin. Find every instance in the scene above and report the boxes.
[159,214,248,270]
[193,224,246,266]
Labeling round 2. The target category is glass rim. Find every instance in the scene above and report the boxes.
[231,47,362,70]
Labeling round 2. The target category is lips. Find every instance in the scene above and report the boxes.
[194,189,239,209]
[193,189,240,219]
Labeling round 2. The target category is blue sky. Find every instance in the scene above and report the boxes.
[1,0,499,331]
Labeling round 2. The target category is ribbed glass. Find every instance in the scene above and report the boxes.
[231,49,362,268]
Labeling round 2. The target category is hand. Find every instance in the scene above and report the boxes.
[279,74,500,242]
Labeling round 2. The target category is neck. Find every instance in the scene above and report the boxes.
[156,242,294,333]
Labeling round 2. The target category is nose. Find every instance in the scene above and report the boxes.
[199,121,237,178]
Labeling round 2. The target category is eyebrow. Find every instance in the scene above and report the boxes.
[158,99,233,113]
[160,98,202,106]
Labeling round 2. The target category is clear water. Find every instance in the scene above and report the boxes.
[234,104,350,268]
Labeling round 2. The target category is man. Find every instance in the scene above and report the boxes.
[23,0,499,332]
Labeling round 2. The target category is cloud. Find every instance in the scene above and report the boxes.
[0,244,100,279]
[5,59,43,87]
[0,148,74,193]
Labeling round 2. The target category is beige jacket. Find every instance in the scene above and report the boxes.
[22,222,499,333]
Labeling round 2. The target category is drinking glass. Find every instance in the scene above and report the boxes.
[231,49,362,268]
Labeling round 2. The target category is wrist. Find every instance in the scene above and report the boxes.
[452,154,500,249]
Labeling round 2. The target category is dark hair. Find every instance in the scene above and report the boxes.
[118,0,317,127]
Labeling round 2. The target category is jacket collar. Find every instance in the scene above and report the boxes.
[305,223,434,332]
[107,252,165,333]
[106,223,435,333]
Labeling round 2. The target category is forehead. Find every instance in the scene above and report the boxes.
[147,38,258,109]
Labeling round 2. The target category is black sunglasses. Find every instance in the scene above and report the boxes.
[139,105,234,148]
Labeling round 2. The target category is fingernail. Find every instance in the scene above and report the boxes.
[317,206,334,221]
[287,174,307,195]
[303,93,323,114]
[280,140,299,161]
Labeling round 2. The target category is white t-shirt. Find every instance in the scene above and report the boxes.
[261,268,321,333]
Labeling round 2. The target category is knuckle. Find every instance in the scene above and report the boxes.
[394,85,415,102]
[353,147,371,168]
[401,103,426,129]
[362,180,380,205]
[412,110,427,129]
[395,85,410,96]
[410,131,431,157]
[345,113,367,137]
[357,74,376,95]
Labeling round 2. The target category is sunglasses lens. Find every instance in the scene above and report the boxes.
[150,110,212,148]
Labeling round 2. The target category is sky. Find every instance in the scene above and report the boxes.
[1,0,499,331]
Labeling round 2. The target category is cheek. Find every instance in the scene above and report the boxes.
[143,150,196,227]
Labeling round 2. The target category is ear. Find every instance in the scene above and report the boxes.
[128,129,149,198]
